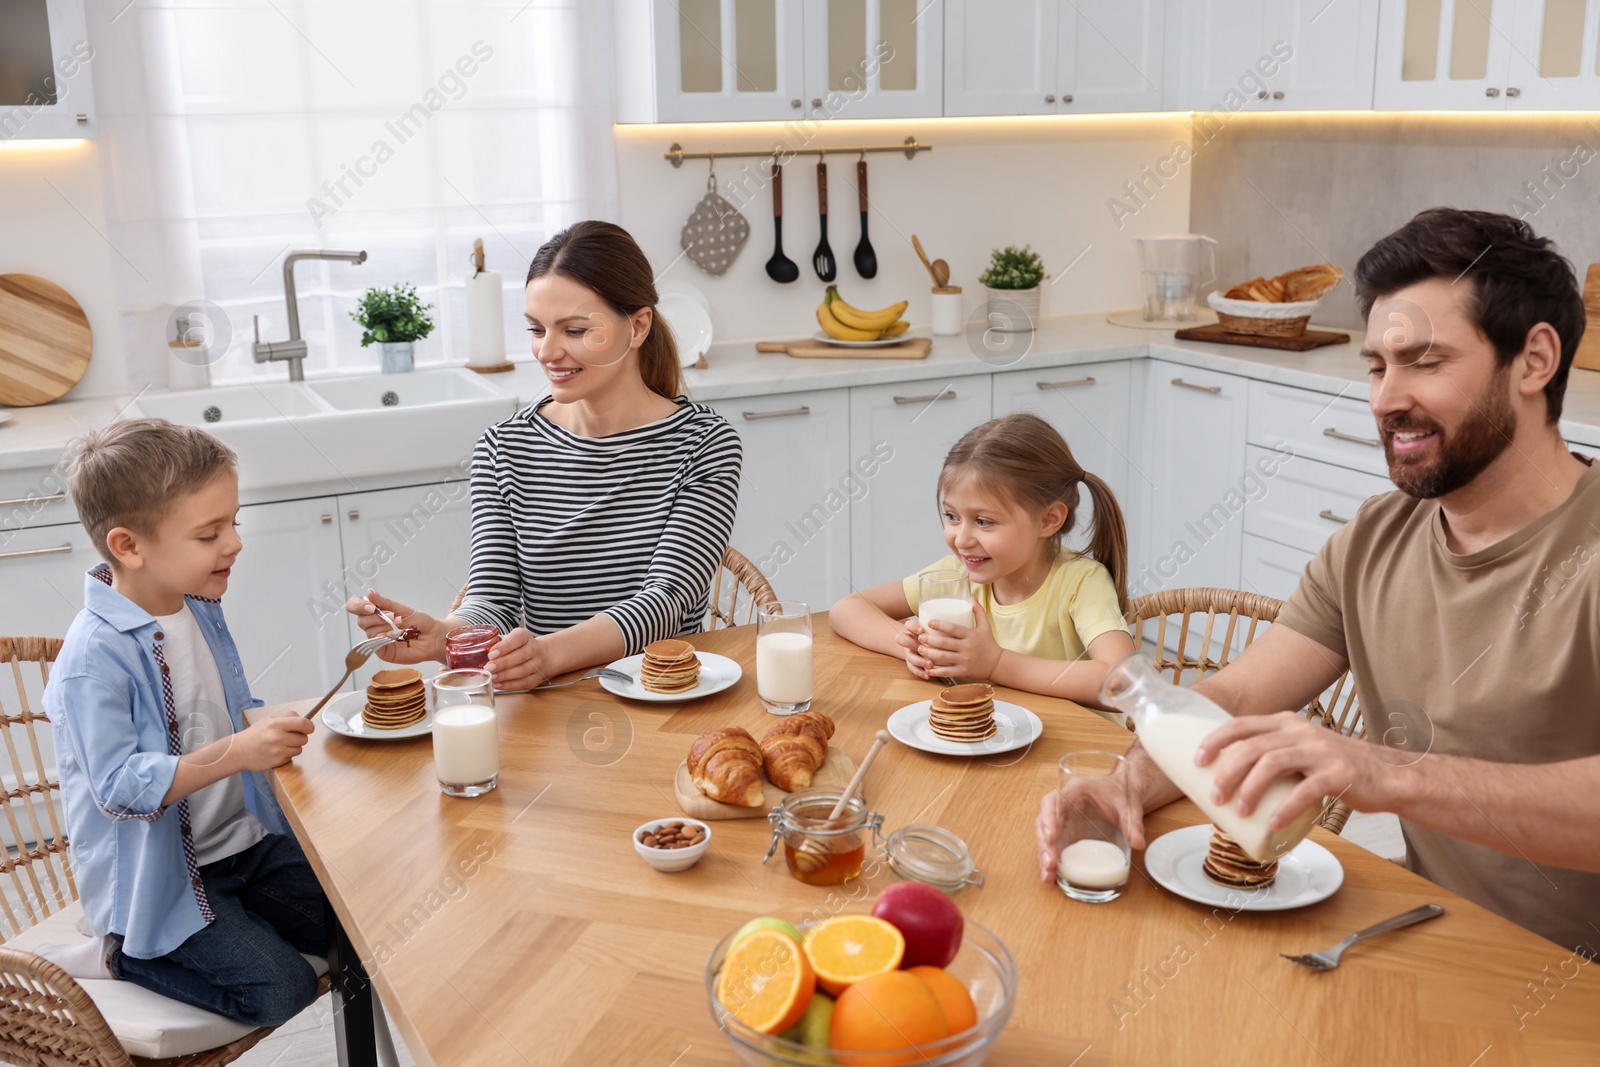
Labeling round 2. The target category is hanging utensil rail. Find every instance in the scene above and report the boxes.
[665,136,932,167]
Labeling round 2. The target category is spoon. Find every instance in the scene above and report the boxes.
[764,160,799,283]
[813,161,836,282]
[932,258,951,288]
[852,159,877,279]
[911,234,940,285]
[791,730,891,874]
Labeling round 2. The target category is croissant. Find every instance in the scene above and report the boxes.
[687,728,766,807]
[759,712,835,792]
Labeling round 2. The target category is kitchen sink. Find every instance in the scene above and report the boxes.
[129,370,518,491]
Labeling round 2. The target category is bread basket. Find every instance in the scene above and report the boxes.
[1206,292,1320,337]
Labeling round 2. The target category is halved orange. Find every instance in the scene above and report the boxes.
[715,928,816,1035]
[803,915,906,996]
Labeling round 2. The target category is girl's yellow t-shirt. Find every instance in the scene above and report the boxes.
[902,553,1129,663]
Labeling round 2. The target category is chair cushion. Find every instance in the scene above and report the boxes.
[7,900,329,1060]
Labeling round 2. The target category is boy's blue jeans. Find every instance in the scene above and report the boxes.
[110,833,332,1027]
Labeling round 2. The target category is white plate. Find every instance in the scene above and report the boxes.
[657,278,711,315]
[1143,824,1344,912]
[600,651,742,703]
[659,291,714,367]
[320,689,433,741]
[0,413,11,428]
[810,332,912,349]
[886,699,1043,756]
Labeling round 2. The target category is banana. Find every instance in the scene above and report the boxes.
[816,299,880,342]
[826,286,909,332]
[880,319,910,337]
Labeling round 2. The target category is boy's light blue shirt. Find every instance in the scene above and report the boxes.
[47,564,290,959]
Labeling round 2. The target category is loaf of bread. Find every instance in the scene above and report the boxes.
[687,727,766,807]
[1223,263,1342,303]
[759,712,835,791]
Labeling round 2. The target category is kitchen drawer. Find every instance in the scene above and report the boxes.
[1247,380,1389,478]
[1240,533,1314,605]
[0,465,79,538]
[1242,446,1392,556]
[0,522,96,640]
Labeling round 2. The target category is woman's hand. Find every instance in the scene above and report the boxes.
[484,628,551,691]
[344,589,445,665]
[895,619,934,679]
[916,597,1002,680]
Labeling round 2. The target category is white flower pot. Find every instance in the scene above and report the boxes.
[984,286,1040,333]
[379,341,415,374]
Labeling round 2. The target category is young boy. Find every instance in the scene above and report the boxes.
[47,418,329,1026]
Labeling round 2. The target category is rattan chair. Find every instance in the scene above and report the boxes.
[445,545,779,629]
[0,635,334,1067]
[1126,589,1364,833]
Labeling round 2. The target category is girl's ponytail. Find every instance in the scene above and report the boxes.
[1079,471,1131,619]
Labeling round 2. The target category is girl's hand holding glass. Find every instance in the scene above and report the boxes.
[917,597,1002,679]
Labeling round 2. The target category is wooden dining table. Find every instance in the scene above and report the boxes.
[253,617,1600,1066]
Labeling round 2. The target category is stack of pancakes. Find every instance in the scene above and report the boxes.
[1201,828,1278,889]
[640,639,700,694]
[928,683,997,742]
[363,668,427,730]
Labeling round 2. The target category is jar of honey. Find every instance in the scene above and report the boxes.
[444,624,499,670]
[764,788,884,886]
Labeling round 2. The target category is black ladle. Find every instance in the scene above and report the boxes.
[813,161,836,282]
[853,158,877,279]
[765,160,799,283]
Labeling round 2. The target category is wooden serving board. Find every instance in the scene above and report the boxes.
[1574,263,1600,372]
[0,274,93,407]
[672,749,857,821]
[756,337,931,360]
[1173,322,1350,352]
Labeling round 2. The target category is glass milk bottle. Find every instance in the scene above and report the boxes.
[1099,653,1318,862]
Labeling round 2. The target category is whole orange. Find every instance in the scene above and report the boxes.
[907,966,978,1034]
[828,970,948,1066]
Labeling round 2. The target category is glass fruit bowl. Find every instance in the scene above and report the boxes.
[704,916,1018,1067]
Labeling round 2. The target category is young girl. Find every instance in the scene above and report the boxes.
[830,413,1134,716]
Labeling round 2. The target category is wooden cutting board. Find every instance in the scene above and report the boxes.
[1574,263,1600,372]
[672,749,858,821]
[756,337,931,360]
[1173,322,1350,352]
[0,274,93,407]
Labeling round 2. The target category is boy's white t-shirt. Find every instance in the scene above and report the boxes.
[154,603,266,866]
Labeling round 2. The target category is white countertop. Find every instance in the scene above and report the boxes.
[4,312,1598,479]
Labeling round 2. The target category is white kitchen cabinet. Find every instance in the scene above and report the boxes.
[0,523,95,642]
[1180,0,1377,111]
[1240,533,1313,603]
[707,389,852,613]
[1240,445,1392,556]
[1247,380,1389,478]
[1372,0,1571,109]
[615,0,807,122]
[1508,0,1600,108]
[226,497,349,708]
[1134,361,1249,598]
[0,0,97,140]
[847,378,992,591]
[991,362,1133,555]
[336,483,474,691]
[802,0,944,119]
[944,0,1164,116]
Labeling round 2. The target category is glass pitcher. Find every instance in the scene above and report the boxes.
[1099,652,1318,862]
[1133,234,1218,322]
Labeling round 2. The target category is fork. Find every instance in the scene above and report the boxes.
[302,633,414,720]
[1281,904,1444,971]
[530,666,633,691]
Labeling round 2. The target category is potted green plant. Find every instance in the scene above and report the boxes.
[351,283,435,373]
[978,245,1046,333]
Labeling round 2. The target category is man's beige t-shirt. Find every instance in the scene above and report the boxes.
[1279,457,1600,954]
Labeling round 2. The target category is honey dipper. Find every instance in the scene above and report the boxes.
[792,730,891,875]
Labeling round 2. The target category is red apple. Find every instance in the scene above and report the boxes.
[871,882,963,969]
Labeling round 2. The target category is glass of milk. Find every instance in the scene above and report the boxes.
[756,601,813,715]
[432,668,499,797]
[918,570,974,633]
[1054,750,1132,903]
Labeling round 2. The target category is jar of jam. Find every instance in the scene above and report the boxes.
[444,625,499,670]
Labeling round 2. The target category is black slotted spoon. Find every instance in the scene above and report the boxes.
[813,160,836,282]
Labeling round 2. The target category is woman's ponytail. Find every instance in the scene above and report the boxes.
[638,309,683,400]
[1080,471,1131,619]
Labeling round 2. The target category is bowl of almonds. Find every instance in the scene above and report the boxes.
[633,818,712,872]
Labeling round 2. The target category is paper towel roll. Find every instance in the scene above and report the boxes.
[465,270,506,367]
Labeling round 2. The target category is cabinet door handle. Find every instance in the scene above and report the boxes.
[743,406,812,421]
[1485,87,1500,97]
[1037,376,1096,389]
[1322,427,1380,448]
[1257,90,1268,100]
[1319,509,1352,525]
[892,389,955,405]
[1061,93,1072,104]
[1506,86,1521,97]
[1171,377,1221,395]
[1045,94,1055,104]
[0,543,72,561]
[0,492,66,508]
[321,513,333,525]
[1272,90,1284,100]
[790,98,802,108]
[347,509,360,521]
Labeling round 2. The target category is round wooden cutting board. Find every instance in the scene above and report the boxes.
[0,274,93,407]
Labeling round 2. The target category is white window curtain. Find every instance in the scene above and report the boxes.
[90,0,619,391]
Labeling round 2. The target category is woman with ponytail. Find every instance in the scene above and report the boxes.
[345,221,743,689]
[830,413,1133,717]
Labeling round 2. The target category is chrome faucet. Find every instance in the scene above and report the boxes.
[252,249,368,381]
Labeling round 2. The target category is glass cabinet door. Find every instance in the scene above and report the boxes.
[1507,0,1600,107]
[653,0,806,121]
[803,0,944,119]
[1374,0,1516,109]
